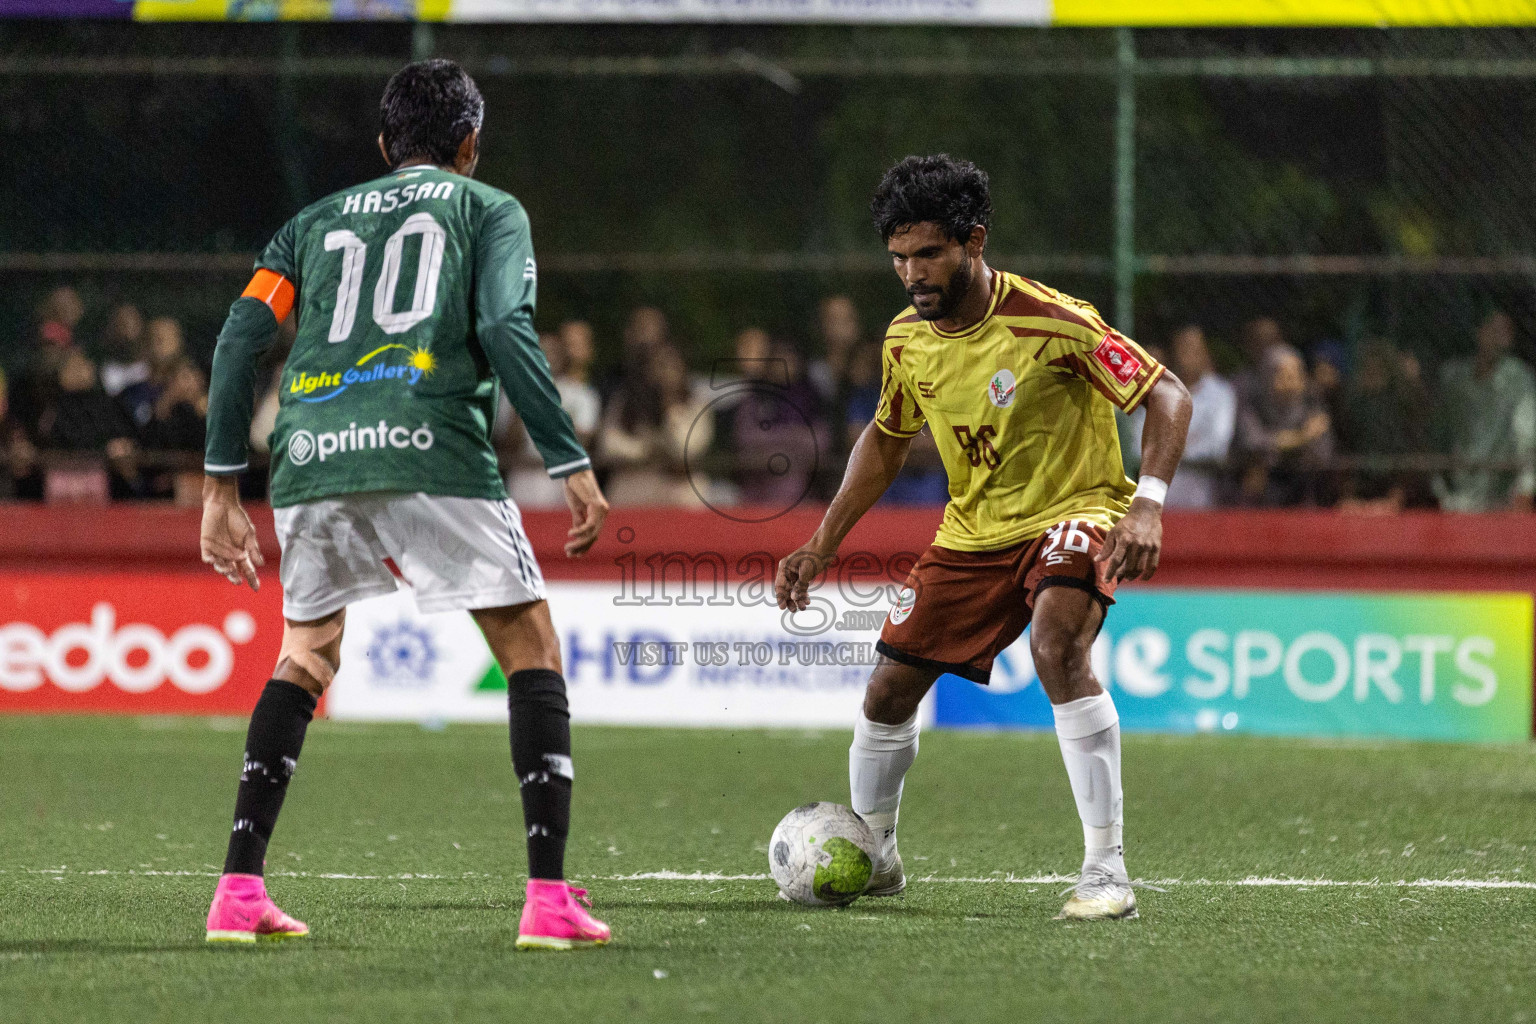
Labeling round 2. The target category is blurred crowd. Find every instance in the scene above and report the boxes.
[1,286,209,503]
[492,297,949,513]
[4,285,1533,514]
[1119,312,1536,512]
[501,300,1536,515]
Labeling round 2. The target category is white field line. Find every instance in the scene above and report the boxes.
[3,866,1535,890]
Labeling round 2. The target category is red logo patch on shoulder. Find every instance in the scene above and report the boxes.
[1091,333,1142,386]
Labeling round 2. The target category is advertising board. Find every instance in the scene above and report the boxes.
[0,573,283,713]
[936,589,1534,741]
[3,570,1527,742]
[327,582,894,727]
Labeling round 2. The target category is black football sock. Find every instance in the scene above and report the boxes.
[222,679,317,877]
[507,668,573,881]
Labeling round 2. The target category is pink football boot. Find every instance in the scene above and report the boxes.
[515,879,611,951]
[205,873,309,943]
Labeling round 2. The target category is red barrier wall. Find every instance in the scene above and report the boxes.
[3,503,1533,593]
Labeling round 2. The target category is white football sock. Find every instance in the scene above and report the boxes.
[1051,691,1125,868]
[849,711,920,855]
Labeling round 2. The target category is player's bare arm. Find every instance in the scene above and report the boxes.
[200,472,264,591]
[1097,371,1193,583]
[775,422,912,612]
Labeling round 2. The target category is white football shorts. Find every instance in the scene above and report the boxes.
[272,491,546,621]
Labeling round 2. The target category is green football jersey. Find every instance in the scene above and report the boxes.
[205,165,588,508]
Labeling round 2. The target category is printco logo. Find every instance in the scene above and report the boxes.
[0,604,256,694]
[289,420,434,466]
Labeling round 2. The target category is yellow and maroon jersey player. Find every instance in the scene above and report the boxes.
[876,271,1164,552]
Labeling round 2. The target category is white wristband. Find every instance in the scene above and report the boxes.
[1133,476,1169,505]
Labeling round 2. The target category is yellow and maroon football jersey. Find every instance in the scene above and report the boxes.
[874,270,1164,551]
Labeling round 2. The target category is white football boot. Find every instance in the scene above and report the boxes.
[865,839,906,897]
[1055,858,1141,921]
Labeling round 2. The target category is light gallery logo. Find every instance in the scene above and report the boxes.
[288,343,436,404]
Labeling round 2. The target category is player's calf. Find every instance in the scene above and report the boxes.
[206,677,318,942]
[504,666,612,949]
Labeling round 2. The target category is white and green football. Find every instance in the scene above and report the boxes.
[768,802,876,907]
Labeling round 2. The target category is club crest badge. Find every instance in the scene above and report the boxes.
[987,369,1017,408]
[887,587,917,626]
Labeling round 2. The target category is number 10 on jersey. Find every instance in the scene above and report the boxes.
[323,212,447,342]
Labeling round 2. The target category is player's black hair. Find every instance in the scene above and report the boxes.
[870,154,993,244]
[379,59,485,169]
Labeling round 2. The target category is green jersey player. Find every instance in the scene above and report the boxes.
[199,60,611,951]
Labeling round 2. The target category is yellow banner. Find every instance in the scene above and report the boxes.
[130,0,1536,22]
[1051,0,1536,24]
[134,0,450,19]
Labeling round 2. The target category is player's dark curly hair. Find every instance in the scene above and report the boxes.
[380,59,485,169]
[870,155,993,244]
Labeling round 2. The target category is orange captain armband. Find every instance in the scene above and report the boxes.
[241,269,295,323]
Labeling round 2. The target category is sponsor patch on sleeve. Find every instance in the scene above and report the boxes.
[1091,332,1142,386]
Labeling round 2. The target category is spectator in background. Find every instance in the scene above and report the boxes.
[146,314,186,377]
[1435,311,1536,512]
[98,303,148,398]
[1165,325,1236,508]
[725,336,827,508]
[597,343,709,506]
[119,314,187,430]
[500,322,604,509]
[15,285,86,434]
[842,341,881,452]
[35,349,139,499]
[842,340,948,505]
[141,358,208,452]
[1336,337,1431,513]
[809,295,866,497]
[1234,344,1333,506]
[555,319,602,447]
[140,357,208,505]
[1232,316,1286,406]
[601,305,671,402]
[809,295,862,409]
[0,368,42,500]
[624,306,669,356]
[36,285,83,349]
[1309,339,1348,431]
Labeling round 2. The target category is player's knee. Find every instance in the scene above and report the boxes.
[274,653,337,697]
[276,616,345,696]
[863,680,899,722]
[1031,630,1090,684]
[864,668,921,724]
[498,635,561,676]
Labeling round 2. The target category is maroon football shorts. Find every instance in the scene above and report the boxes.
[876,519,1117,684]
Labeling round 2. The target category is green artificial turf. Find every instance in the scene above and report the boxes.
[2,717,1535,1023]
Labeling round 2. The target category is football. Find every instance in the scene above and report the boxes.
[767,802,877,906]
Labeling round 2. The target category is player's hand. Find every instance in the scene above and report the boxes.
[562,468,609,558]
[1097,498,1162,583]
[200,475,264,591]
[775,543,835,612]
